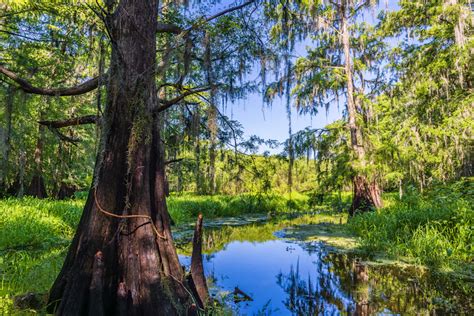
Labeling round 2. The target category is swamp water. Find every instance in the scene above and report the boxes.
[176,217,473,315]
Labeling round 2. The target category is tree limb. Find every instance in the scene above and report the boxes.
[200,0,257,25]
[165,158,184,165]
[155,86,211,113]
[45,126,80,145]
[38,115,99,128]
[157,22,182,34]
[0,65,103,96]
[156,1,256,36]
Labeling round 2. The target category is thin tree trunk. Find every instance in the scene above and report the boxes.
[207,105,217,194]
[204,32,217,195]
[0,86,14,193]
[14,150,26,198]
[47,1,195,314]
[27,117,48,198]
[193,104,202,193]
[286,60,293,194]
[341,3,382,215]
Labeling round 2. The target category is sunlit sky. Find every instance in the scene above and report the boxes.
[216,1,400,154]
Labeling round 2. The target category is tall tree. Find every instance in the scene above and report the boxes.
[291,0,385,214]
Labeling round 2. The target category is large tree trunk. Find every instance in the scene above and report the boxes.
[47,1,194,314]
[341,4,382,215]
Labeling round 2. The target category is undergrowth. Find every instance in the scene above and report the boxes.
[348,179,473,272]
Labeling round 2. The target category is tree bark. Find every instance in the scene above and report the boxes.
[341,3,382,215]
[189,214,209,308]
[47,1,194,314]
[0,86,14,193]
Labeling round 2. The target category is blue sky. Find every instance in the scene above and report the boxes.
[218,1,400,154]
[222,89,343,153]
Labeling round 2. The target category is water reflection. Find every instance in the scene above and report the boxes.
[276,245,368,315]
[180,239,472,315]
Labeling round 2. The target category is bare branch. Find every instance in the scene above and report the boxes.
[0,65,103,96]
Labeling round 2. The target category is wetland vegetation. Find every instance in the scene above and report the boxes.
[0,0,473,314]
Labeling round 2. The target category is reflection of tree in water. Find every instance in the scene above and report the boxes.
[277,249,359,315]
[277,244,473,315]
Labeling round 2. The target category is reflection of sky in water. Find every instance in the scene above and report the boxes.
[180,240,356,315]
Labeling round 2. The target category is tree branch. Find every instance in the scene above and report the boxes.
[45,126,80,145]
[0,65,103,96]
[156,1,256,35]
[155,86,211,113]
[165,158,184,165]
[38,115,99,128]
[156,22,182,34]
[201,0,257,25]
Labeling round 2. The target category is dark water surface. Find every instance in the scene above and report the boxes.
[180,237,473,315]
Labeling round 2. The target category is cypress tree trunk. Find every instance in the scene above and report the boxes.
[47,1,194,314]
[341,2,382,215]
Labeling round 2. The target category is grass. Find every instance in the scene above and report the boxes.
[0,192,313,313]
[348,179,474,273]
[167,191,311,224]
[0,198,83,314]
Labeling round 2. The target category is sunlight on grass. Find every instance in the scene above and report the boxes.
[348,181,474,273]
